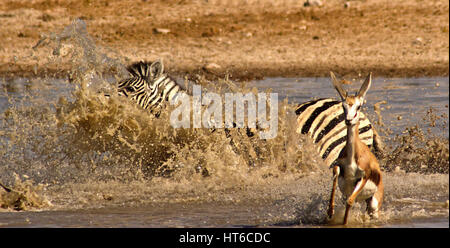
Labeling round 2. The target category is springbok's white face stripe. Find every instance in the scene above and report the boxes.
[342,96,363,125]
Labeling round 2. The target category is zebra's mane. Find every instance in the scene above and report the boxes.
[126,61,152,79]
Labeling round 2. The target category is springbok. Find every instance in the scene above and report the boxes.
[327,72,384,225]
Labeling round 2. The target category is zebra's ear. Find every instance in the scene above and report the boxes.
[150,59,164,78]
[330,71,347,101]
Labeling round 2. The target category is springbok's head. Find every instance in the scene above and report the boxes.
[330,72,372,126]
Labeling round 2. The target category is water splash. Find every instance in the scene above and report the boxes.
[34,18,128,86]
[0,20,448,227]
[0,174,51,211]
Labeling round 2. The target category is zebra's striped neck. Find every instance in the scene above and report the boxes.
[152,75,170,88]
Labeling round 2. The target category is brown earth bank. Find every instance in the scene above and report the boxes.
[0,0,448,80]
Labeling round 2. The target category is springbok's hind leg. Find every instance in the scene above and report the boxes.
[365,191,382,219]
[365,197,378,219]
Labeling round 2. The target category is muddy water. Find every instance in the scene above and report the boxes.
[0,20,448,228]
[0,173,448,228]
[0,75,448,228]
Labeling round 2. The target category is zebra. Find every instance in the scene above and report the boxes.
[117,59,183,117]
[117,59,254,137]
[295,97,383,168]
[116,59,259,170]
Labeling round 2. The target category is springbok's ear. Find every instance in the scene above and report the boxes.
[150,59,164,78]
[357,72,372,99]
[330,71,347,101]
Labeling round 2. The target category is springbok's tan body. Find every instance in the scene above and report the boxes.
[327,72,384,225]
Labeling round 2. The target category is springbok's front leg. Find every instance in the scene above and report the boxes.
[327,165,340,219]
[343,177,369,225]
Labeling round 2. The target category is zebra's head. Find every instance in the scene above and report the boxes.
[118,59,182,114]
[118,60,165,97]
[330,72,372,126]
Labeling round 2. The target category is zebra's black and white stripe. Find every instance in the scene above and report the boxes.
[118,60,183,116]
[295,98,382,167]
[117,59,258,168]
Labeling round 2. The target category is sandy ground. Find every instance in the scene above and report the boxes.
[0,0,448,80]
